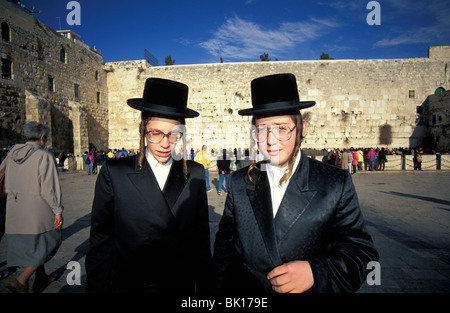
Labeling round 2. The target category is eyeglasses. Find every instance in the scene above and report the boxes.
[253,125,296,142]
[145,129,183,143]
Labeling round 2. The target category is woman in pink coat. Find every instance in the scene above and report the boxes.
[351,148,359,174]
[367,148,376,171]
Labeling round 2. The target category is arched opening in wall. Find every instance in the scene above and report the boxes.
[435,87,446,94]
[60,46,66,63]
[51,105,74,155]
[1,57,12,79]
[1,22,10,42]
[89,142,97,152]
[87,113,109,152]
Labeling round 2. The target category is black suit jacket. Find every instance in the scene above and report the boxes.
[213,151,379,293]
[85,154,211,293]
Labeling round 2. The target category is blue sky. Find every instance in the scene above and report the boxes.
[16,0,450,64]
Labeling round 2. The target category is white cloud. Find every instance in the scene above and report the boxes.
[374,0,450,48]
[199,16,341,61]
[316,1,366,12]
[374,22,450,48]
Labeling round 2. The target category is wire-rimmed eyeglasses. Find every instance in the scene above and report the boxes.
[145,129,183,143]
[252,125,296,142]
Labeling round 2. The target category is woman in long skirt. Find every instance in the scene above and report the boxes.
[0,122,64,293]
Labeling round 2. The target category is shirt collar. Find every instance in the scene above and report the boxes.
[266,151,301,181]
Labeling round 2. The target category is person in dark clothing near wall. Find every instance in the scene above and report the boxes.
[217,149,231,195]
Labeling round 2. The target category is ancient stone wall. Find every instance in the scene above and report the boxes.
[0,0,108,158]
[106,55,450,154]
[429,46,450,59]
[422,90,450,153]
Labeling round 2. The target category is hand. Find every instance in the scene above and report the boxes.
[267,260,314,293]
[54,213,63,229]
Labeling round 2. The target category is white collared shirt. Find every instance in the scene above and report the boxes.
[145,149,173,190]
[266,152,301,218]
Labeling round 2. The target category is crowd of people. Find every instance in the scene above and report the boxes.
[188,145,429,192]
[322,146,428,173]
[324,147,389,174]
[58,145,435,177]
[87,145,429,191]
[81,148,136,175]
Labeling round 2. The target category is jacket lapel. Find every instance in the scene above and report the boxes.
[274,151,317,242]
[247,167,283,267]
[127,156,191,222]
[126,155,191,236]
[127,156,169,213]
[162,159,188,213]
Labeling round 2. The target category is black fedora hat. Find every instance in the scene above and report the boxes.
[238,73,315,116]
[127,78,199,118]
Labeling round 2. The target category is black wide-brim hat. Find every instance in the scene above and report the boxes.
[127,78,199,118]
[238,73,315,116]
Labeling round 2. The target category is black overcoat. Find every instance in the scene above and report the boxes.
[85,154,211,293]
[213,151,379,293]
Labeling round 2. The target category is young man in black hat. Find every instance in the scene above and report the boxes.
[213,73,378,293]
[86,78,211,293]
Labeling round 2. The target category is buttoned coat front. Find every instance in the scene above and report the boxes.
[213,151,379,293]
[85,154,211,293]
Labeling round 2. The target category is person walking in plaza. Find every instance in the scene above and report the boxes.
[351,148,358,174]
[378,147,387,171]
[334,148,341,167]
[82,151,89,174]
[86,152,94,175]
[340,149,352,174]
[213,73,378,293]
[235,148,242,170]
[195,145,212,192]
[86,78,211,293]
[95,150,106,174]
[357,148,364,171]
[367,148,376,171]
[217,149,231,195]
[0,122,63,293]
[415,147,423,170]
[106,149,115,159]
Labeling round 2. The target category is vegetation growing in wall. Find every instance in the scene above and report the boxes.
[136,67,145,80]
[320,52,334,60]
[165,56,175,65]
[260,52,270,61]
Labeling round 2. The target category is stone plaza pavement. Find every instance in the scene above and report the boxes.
[1,168,449,294]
